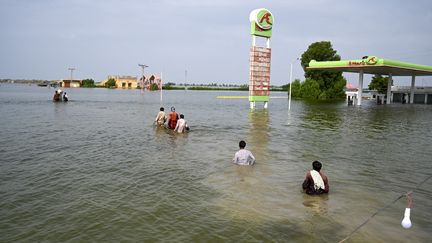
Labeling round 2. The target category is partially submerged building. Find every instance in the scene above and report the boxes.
[100,75,138,89]
[59,79,82,88]
[139,74,162,90]
[391,86,432,104]
[308,56,432,105]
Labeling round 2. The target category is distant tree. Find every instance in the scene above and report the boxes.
[290,79,302,98]
[239,84,249,90]
[105,78,116,88]
[150,83,159,91]
[300,79,321,99]
[300,41,346,99]
[81,79,95,87]
[368,74,389,94]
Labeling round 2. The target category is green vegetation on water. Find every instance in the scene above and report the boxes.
[81,79,96,88]
[105,78,116,88]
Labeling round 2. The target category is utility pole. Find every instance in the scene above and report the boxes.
[138,64,148,89]
[288,63,293,111]
[288,58,299,112]
[68,67,75,82]
[185,69,188,90]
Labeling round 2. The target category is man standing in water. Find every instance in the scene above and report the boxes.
[233,140,255,165]
[53,90,60,102]
[167,106,178,129]
[174,114,189,133]
[302,161,329,195]
[154,107,166,126]
[63,92,69,102]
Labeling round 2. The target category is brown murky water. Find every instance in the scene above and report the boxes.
[1,84,431,242]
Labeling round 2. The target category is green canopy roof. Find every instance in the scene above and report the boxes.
[307,57,432,76]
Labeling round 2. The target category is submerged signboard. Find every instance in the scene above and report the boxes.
[249,46,271,102]
[248,8,274,109]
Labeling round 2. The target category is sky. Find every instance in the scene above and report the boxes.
[1,0,432,86]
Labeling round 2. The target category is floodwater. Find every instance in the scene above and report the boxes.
[1,84,431,242]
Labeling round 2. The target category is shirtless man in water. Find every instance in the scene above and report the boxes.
[174,114,189,133]
[302,161,329,195]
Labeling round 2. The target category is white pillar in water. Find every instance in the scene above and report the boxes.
[387,73,393,104]
[357,71,364,106]
[250,35,255,110]
[410,75,415,104]
[266,38,270,48]
[264,101,268,109]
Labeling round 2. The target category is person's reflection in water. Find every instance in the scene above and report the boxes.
[154,124,166,139]
[154,123,188,150]
[153,125,171,149]
[302,193,330,239]
[234,165,256,182]
[247,110,270,165]
[302,193,329,214]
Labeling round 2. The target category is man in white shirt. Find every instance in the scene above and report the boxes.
[233,140,255,165]
[154,107,166,126]
[174,114,189,133]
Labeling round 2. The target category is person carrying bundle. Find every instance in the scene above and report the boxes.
[302,160,329,195]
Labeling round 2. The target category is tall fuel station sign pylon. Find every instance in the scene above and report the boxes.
[248,8,273,109]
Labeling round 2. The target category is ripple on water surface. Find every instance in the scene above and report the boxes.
[1,85,432,242]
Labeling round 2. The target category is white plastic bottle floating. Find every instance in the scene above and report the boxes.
[401,208,412,229]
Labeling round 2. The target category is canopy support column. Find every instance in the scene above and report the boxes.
[357,70,364,106]
[386,73,392,104]
[410,75,415,104]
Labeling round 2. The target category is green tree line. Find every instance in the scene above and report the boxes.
[81,79,96,87]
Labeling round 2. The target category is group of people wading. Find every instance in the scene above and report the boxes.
[155,107,328,195]
[52,89,68,102]
[154,106,189,133]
